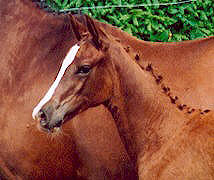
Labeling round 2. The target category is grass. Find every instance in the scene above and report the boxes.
[44,0,214,42]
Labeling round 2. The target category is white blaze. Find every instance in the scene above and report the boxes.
[32,44,80,119]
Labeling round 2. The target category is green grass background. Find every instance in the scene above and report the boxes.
[45,0,214,42]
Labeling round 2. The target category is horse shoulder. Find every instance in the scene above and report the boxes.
[138,112,214,180]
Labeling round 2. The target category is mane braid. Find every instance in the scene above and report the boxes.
[143,63,212,116]
[121,44,212,116]
[103,100,120,120]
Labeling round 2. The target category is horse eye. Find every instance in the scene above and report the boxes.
[76,65,91,74]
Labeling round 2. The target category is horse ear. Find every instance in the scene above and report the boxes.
[68,14,85,41]
[84,14,102,50]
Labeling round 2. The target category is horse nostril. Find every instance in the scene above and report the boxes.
[38,110,49,128]
[39,110,47,119]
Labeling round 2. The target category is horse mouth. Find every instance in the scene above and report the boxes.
[37,113,64,133]
[37,122,61,133]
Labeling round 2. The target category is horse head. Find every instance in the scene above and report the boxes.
[33,15,116,132]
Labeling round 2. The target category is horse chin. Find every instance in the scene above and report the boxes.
[36,122,61,134]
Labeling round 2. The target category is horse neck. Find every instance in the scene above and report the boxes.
[106,43,187,163]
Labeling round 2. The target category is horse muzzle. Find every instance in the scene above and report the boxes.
[39,110,63,130]
[35,104,65,132]
[33,96,86,132]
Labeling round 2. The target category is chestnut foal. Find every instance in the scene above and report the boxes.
[34,16,214,179]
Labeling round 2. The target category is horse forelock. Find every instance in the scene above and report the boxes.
[32,44,80,119]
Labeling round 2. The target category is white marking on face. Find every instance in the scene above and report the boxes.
[32,44,80,119]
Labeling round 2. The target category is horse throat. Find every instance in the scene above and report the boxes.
[103,98,139,173]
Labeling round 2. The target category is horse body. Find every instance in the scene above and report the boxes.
[35,16,214,179]
[0,1,134,179]
[0,1,77,178]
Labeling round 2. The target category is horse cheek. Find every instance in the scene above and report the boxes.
[85,68,113,105]
[96,73,113,103]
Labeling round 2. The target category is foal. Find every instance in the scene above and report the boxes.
[34,16,214,179]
